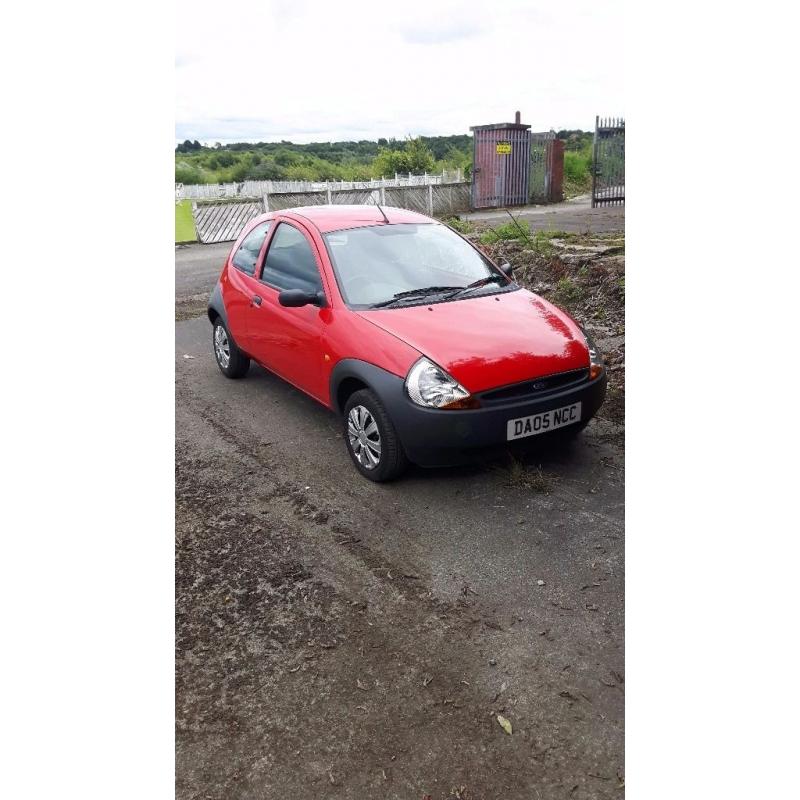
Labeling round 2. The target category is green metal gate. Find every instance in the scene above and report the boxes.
[591,117,625,207]
[529,134,554,203]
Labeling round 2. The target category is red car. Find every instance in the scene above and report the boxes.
[208,205,605,481]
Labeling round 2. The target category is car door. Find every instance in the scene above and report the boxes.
[221,220,273,353]
[248,220,329,402]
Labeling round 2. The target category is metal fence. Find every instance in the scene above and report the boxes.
[264,182,469,217]
[177,169,465,201]
[186,182,471,244]
[591,116,625,207]
[192,199,264,244]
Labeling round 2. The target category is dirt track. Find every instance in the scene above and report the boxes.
[175,206,625,799]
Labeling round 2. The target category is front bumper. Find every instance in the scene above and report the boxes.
[386,370,607,467]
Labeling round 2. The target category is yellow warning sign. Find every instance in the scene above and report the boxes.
[496,141,512,155]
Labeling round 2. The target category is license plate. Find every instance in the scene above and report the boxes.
[506,402,582,441]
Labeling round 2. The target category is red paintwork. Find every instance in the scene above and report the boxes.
[277,204,431,233]
[219,207,590,408]
[358,291,588,394]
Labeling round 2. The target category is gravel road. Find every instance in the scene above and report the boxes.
[175,204,625,799]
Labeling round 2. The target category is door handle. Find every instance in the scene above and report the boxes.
[251,295,262,307]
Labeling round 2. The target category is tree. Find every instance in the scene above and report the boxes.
[373,137,435,176]
[245,161,283,180]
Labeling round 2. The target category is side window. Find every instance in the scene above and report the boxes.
[231,222,271,276]
[261,223,322,293]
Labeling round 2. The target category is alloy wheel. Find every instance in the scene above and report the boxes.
[347,405,382,469]
[214,324,230,369]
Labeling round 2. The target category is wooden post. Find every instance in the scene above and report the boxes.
[427,184,434,216]
[262,192,269,212]
[326,181,332,204]
[380,185,386,205]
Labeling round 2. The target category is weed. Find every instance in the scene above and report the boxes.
[444,216,474,235]
[500,457,554,493]
[479,223,571,257]
[534,229,572,241]
[479,220,529,245]
[554,276,585,304]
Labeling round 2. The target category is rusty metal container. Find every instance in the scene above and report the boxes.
[470,112,531,209]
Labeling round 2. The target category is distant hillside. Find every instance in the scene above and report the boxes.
[175,135,472,185]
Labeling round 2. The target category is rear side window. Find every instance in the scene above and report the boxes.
[261,223,322,293]
[231,221,271,276]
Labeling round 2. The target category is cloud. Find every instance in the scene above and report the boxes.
[400,20,483,45]
[175,0,624,143]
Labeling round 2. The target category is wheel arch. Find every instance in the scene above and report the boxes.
[207,281,228,327]
[329,359,406,416]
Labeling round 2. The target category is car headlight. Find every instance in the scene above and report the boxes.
[405,357,477,409]
[582,329,604,380]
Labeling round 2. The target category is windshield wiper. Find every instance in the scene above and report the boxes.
[446,273,508,299]
[370,285,464,308]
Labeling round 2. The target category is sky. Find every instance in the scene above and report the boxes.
[175,0,624,145]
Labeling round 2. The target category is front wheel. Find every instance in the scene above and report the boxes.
[212,318,250,379]
[343,389,409,482]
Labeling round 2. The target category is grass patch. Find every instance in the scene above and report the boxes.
[479,220,529,245]
[175,200,197,243]
[553,276,585,304]
[499,457,555,493]
[443,216,474,235]
[479,221,569,256]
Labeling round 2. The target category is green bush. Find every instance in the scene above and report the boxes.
[563,142,593,197]
[564,145,592,183]
[175,163,206,184]
[374,136,435,176]
[245,161,282,180]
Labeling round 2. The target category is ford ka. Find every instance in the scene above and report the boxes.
[208,205,606,481]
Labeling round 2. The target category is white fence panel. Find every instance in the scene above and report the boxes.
[177,169,464,200]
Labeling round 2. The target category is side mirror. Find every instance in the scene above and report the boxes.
[278,289,326,308]
[500,262,513,277]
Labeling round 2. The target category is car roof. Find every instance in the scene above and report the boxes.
[277,204,435,234]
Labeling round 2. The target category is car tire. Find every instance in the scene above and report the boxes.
[343,389,409,482]
[212,317,250,379]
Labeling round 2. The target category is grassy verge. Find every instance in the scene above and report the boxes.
[175,200,197,243]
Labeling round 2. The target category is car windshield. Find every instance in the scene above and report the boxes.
[323,223,511,308]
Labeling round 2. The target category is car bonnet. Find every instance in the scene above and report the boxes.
[356,289,590,394]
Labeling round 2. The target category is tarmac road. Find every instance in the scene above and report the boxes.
[464,196,624,233]
[175,204,625,799]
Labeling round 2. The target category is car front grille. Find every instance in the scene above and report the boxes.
[478,368,590,406]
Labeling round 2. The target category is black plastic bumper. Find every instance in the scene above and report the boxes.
[374,368,607,467]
